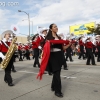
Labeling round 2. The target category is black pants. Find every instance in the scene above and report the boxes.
[13,54,16,62]
[4,54,14,84]
[86,48,95,65]
[26,50,30,60]
[32,49,35,59]
[66,47,73,61]
[12,65,15,71]
[33,48,40,67]
[18,50,23,60]
[85,48,88,58]
[97,46,100,61]
[78,45,85,59]
[51,70,61,94]
[93,47,96,55]
[62,52,67,69]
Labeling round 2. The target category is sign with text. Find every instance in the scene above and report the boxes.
[70,22,95,35]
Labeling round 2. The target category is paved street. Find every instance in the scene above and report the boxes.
[0,56,100,100]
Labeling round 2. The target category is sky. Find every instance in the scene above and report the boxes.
[0,0,100,36]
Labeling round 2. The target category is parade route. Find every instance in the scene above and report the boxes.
[0,56,100,100]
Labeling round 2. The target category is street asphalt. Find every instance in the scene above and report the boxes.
[0,56,100,100]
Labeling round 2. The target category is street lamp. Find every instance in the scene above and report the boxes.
[18,10,30,37]
[22,19,33,35]
[31,21,33,35]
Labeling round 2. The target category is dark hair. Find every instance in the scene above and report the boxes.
[45,23,61,40]
[32,34,39,41]
[42,23,61,47]
[79,37,82,40]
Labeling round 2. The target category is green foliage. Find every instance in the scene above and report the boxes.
[87,24,100,35]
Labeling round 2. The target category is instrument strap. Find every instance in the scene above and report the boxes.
[1,41,9,49]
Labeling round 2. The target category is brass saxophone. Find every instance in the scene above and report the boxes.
[0,37,17,69]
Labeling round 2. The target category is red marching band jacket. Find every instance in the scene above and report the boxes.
[18,45,23,51]
[22,45,26,50]
[0,41,10,53]
[65,39,76,46]
[85,41,93,49]
[96,41,100,46]
[79,40,84,46]
[32,36,44,49]
[25,45,30,50]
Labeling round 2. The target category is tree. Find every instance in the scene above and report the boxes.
[87,24,100,35]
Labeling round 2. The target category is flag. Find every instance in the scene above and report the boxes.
[10,24,20,34]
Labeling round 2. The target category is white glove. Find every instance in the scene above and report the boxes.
[38,46,42,50]
[0,52,6,60]
[2,56,6,60]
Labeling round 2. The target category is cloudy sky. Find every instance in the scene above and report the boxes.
[0,0,100,36]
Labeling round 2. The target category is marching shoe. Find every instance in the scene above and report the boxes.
[83,58,86,60]
[51,88,55,92]
[64,68,68,70]
[12,70,17,72]
[44,72,47,74]
[92,64,96,65]
[55,93,63,98]
[33,65,36,67]
[19,59,23,61]
[8,83,14,86]
[48,72,52,75]
[38,64,40,68]
[4,80,8,83]
[78,58,81,60]
[28,58,30,60]
[66,59,68,61]
[86,64,91,65]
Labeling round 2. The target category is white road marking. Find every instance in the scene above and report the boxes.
[18,70,38,75]
[0,69,77,79]
[67,77,77,79]
[18,70,77,79]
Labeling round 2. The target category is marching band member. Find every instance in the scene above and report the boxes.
[38,28,48,58]
[32,28,48,68]
[25,42,31,60]
[39,27,48,47]
[21,44,26,59]
[95,35,100,62]
[39,28,51,74]
[8,37,17,72]
[65,37,73,61]
[32,35,40,67]
[32,34,39,59]
[78,36,85,60]
[18,42,23,61]
[0,30,15,86]
[71,38,77,56]
[59,34,68,70]
[95,36,99,57]
[85,37,96,65]
[13,43,19,62]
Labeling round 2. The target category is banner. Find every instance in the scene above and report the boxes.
[70,22,95,35]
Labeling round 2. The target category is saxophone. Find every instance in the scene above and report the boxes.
[0,37,17,69]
